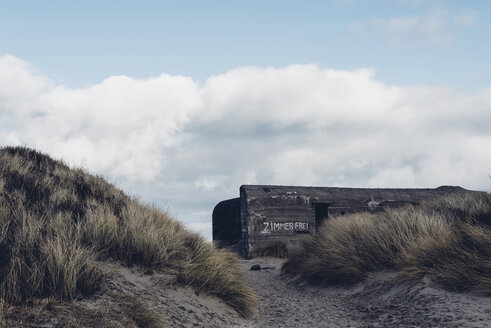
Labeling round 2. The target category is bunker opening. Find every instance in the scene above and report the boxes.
[314,202,330,230]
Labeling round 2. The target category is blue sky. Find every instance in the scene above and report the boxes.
[1,0,490,89]
[1,0,490,238]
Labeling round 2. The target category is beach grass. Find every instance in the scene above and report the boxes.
[0,146,256,319]
[282,191,491,294]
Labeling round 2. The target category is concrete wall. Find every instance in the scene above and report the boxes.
[239,185,316,258]
[213,185,467,258]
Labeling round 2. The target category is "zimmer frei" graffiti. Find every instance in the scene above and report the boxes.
[261,221,310,233]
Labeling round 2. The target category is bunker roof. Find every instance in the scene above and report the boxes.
[240,185,466,204]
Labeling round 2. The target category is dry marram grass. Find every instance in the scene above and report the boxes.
[0,146,256,326]
[256,241,289,258]
[283,192,491,294]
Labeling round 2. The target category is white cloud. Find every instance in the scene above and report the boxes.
[372,10,476,46]
[0,55,52,115]
[1,55,201,181]
[1,54,490,238]
[195,175,228,191]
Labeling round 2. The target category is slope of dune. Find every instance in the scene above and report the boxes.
[0,146,256,327]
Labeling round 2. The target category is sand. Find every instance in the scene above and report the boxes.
[94,261,244,327]
[19,258,490,327]
[232,258,491,328]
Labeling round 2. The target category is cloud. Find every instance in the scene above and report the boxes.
[1,55,201,181]
[372,10,476,46]
[195,175,228,191]
[1,54,490,238]
[0,55,53,114]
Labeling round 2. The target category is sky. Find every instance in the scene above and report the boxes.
[1,0,490,238]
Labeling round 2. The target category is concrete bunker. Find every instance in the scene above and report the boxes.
[213,185,467,258]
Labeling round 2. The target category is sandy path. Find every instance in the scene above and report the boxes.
[232,258,362,328]
[233,258,491,328]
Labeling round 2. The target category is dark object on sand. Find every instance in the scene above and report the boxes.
[250,264,261,271]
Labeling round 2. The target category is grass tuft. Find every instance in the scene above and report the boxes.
[256,241,289,258]
[283,192,491,294]
[178,234,258,317]
[116,295,166,328]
